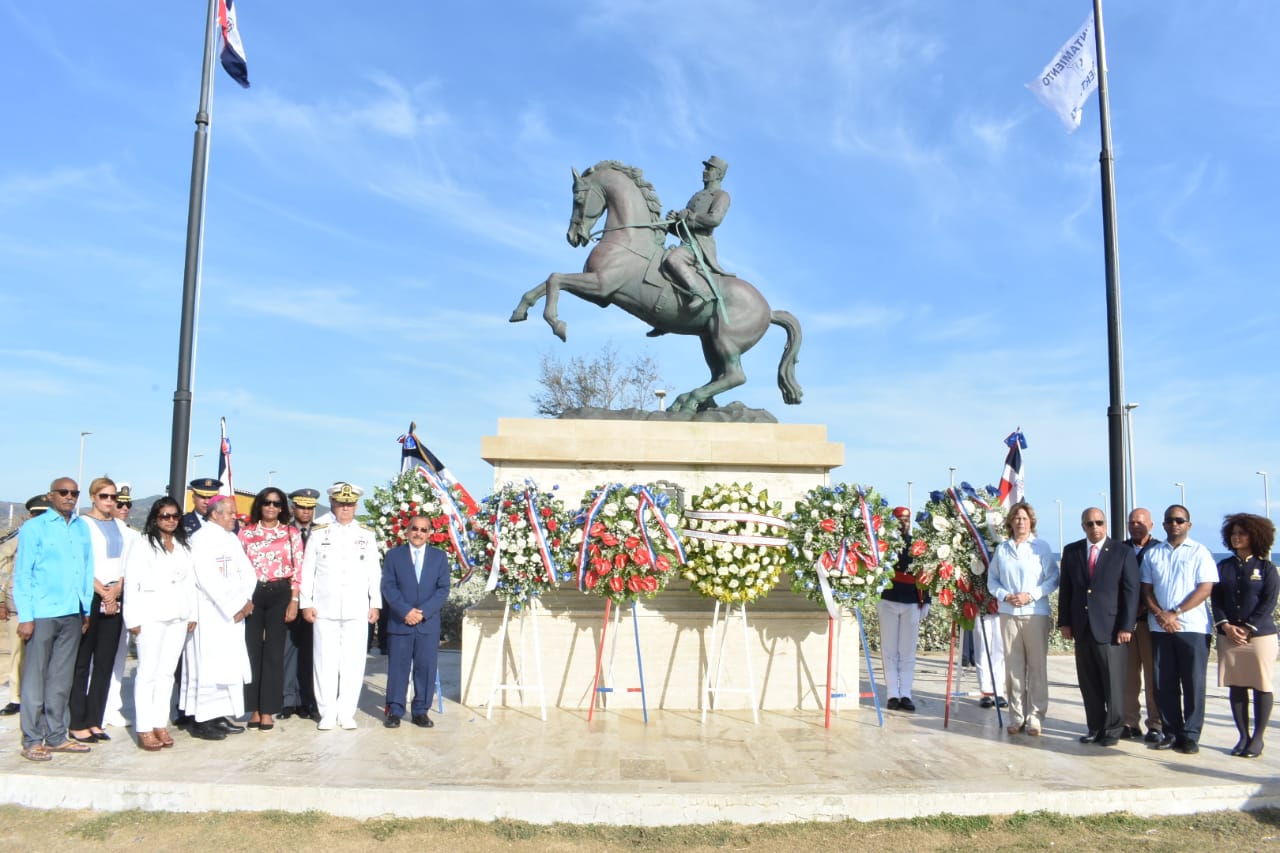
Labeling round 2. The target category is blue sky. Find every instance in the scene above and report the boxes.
[1,0,1276,549]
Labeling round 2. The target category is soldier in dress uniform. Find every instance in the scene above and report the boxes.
[0,495,53,717]
[280,488,321,720]
[181,478,222,537]
[299,483,381,730]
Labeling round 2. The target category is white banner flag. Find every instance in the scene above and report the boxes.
[1026,14,1098,133]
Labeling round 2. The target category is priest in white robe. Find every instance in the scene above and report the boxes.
[181,495,255,740]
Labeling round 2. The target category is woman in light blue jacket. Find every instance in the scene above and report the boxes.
[988,501,1059,736]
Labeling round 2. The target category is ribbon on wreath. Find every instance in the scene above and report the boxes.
[813,541,849,620]
[949,486,992,570]
[411,467,475,583]
[523,486,559,583]
[635,486,686,567]
[483,505,504,592]
[682,509,791,547]
[575,485,615,591]
[855,487,881,569]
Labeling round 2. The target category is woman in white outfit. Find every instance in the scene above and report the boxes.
[123,498,197,751]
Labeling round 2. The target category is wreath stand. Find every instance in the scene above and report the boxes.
[943,617,1002,729]
[588,599,649,724]
[483,598,547,721]
[820,609,884,729]
[701,601,759,724]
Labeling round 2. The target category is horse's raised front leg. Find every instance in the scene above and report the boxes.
[509,280,547,324]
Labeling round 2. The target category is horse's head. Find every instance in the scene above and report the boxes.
[566,167,605,248]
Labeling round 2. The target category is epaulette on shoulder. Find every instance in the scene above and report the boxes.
[312,522,331,530]
[358,522,375,532]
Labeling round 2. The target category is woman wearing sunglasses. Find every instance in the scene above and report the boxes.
[123,498,197,751]
[237,487,305,730]
[68,476,138,743]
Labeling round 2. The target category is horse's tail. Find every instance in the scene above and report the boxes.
[770,310,803,405]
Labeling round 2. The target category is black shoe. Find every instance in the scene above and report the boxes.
[1174,740,1199,755]
[1231,737,1249,756]
[996,697,1009,709]
[214,717,246,734]
[1241,738,1264,758]
[304,706,321,722]
[411,713,434,728]
[70,732,99,744]
[1151,734,1177,750]
[1096,735,1120,747]
[174,713,194,729]
[898,697,916,713]
[278,706,296,720]
[979,696,995,709]
[1079,731,1101,744]
[0,702,19,716]
[384,715,401,729]
[886,697,901,711]
[1143,729,1163,744]
[190,721,226,741]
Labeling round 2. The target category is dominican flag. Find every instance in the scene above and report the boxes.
[217,416,235,497]
[218,0,250,88]
[398,422,479,515]
[997,429,1026,506]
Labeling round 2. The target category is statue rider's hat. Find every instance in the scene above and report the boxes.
[702,155,728,175]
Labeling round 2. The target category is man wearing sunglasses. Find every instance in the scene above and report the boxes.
[1058,508,1140,746]
[12,478,95,762]
[1139,505,1217,754]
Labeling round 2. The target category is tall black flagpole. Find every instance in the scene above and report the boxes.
[1093,0,1129,532]
[167,0,220,504]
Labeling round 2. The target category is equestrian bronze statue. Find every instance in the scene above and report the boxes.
[510,158,803,414]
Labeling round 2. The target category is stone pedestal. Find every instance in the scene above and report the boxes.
[463,418,860,712]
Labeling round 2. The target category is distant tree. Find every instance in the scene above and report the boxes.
[532,344,665,417]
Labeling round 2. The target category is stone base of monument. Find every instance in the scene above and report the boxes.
[462,417,863,713]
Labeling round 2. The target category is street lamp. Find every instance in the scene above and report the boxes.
[1175,482,1186,506]
[654,389,667,412]
[1123,402,1139,512]
[907,480,913,516]
[77,431,92,506]
[268,469,278,486]
[1099,490,1109,518]
[1260,471,1272,559]
[1055,498,1064,554]
[948,467,956,488]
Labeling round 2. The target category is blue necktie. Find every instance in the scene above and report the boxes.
[413,548,423,583]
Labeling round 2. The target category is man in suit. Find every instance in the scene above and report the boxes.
[1058,507,1140,746]
[380,514,450,729]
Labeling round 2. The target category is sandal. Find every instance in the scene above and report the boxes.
[21,745,52,762]
[49,739,91,753]
[137,731,163,752]
[154,728,175,748]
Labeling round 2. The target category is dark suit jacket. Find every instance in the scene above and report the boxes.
[380,544,451,636]
[1057,536,1140,644]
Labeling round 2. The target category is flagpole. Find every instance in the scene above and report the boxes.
[1092,0,1128,533]
[167,0,220,504]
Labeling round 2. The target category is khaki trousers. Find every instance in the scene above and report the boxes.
[1000,613,1051,727]
[1123,620,1161,733]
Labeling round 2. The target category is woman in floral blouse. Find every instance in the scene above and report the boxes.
[238,487,304,730]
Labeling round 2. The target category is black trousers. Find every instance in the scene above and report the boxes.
[244,580,291,714]
[69,594,122,730]
[282,616,316,711]
[1073,631,1128,736]
[1152,630,1211,743]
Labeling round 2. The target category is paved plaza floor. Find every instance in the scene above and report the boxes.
[0,637,1276,825]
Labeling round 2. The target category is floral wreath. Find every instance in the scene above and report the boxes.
[787,483,904,615]
[467,481,574,608]
[912,483,1007,630]
[681,482,789,605]
[570,484,685,605]
[362,468,475,583]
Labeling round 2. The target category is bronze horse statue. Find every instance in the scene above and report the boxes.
[509,160,802,413]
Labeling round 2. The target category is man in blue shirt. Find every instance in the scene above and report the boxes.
[13,477,94,762]
[1140,504,1217,754]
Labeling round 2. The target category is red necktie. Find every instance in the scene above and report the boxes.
[1087,545,1098,578]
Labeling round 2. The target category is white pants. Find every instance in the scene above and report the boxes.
[974,614,1006,695]
[313,618,368,725]
[103,628,130,726]
[878,600,928,699]
[132,621,188,731]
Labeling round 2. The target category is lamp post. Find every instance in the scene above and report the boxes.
[654,389,667,412]
[77,431,92,507]
[1099,490,1109,518]
[1055,498,1064,554]
[1260,471,1272,560]
[268,469,277,486]
[948,467,956,488]
[1123,402,1139,512]
[1175,482,1186,506]
[907,480,913,516]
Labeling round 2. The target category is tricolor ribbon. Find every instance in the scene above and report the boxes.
[949,487,992,569]
[412,467,474,583]
[575,485,615,591]
[635,486,686,567]
[813,541,848,619]
[523,486,558,583]
[856,488,880,570]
